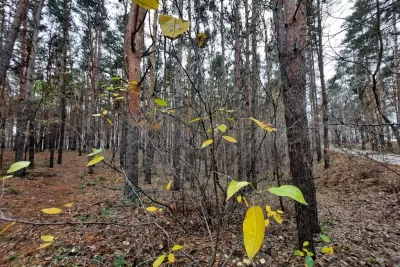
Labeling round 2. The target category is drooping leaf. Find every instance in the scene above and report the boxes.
[294,250,304,256]
[226,180,251,200]
[63,203,73,208]
[146,207,158,212]
[0,175,13,181]
[159,15,190,39]
[168,253,175,263]
[87,148,102,157]
[166,181,172,191]
[320,234,330,243]
[237,195,242,203]
[92,113,102,117]
[41,235,55,242]
[171,244,183,251]
[201,139,213,148]
[39,242,52,249]
[154,98,168,107]
[106,118,113,125]
[0,222,16,234]
[222,135,237,143]
[268,185,307,205]
[189,117,201,123]
[321,246,334,255]
[197,32,207,47]
[41,208,62,215]
[7,161,30,173]
[87,155,104,166]
[243,206,265,261]
[216,124,227,133]
[305,256,314,267]
[152,254,165,267]
[249,117,277,132]
[133,0,159,10]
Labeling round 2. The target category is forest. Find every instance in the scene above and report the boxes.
[0,0,399,266]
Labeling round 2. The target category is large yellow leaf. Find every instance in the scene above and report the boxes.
[153,254,165,267]
[41,208,62,215]
[133,0,159,10]
[243,206,265,261]
[7,161,30,173]
[226,180,251,200]
[159,15,190,40]
[87,155,104,166]
[168,253,175,263]
[201,139,213,148]
[41,235,55,242]
[249,117,277,132]
[222,135,237,143]
[0,222,16,234]
[146,206,158,212]
[216,124,227,133]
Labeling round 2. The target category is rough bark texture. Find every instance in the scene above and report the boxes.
[273,0,319,253]
[123,3,145,197]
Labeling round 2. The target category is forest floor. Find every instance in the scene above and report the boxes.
[0,149,399,267]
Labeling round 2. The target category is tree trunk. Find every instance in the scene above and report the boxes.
[123,3,145,197]
[273,0,319,253]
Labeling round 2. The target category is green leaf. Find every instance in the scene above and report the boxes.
[303,241,309,247]
[153,254,165,267]
[305,256,314,267]
[294,250,304,256]
[268,185,307,205]
[189,117,201,123]
[201,139,213,148]
[243,206,265,261]
[216,124,227,133]
[87,148,103,157]
[111,76,121,81]
[226,180,251,201]
[87,155,104,166]
[154,98,168,107]
[7,161,30,173]
[320,234,330,243]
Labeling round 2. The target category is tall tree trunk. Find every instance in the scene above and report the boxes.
[123,3,145,197]
[58,0,71,164]
[316,0,329,168]
[273,0,319,253]
[0,0,29,88]
[393,6,400,125]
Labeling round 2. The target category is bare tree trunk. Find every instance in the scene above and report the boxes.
[58,0,71,164]
[123,3,145,197]
[0,0,29,88]
[274,0,319,253]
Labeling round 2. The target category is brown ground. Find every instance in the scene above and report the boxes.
[0,150,399,267]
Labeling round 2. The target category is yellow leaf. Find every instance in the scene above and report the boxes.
[115,97,125,100]
[39,242,52,249]
[168,253,175,263]
[130,80,139,84]
[222,135,237,143]
[201,139,213,148]
[303,241,309,247]
[243,196,249,207]
[113,93,120,97]
[133,0,159,10]
[63,203,73,208]
[273,213,283,224]
[146,206,158,212]
[103,110,108,115]
[115,177,121,183]
[243,258,251,265]
[249,117,277,132]
[168,109,175,114]
[87,155,104,166]
[243,206,265,261]
[321,246,334,255]
[197,32,207,47]
[277,210,284,214]
[171,244,183,251]
[166,181,172,190]
[41,235,55,242]
[107,118,113,125]
[265,205,276,217]
[189,117,201,123]
[153,254,165,267]
[237,195,242,203]
[41,208,62,215]
[7,161,30,173]
[159,15,190,40]
[92,113,101,117]
[0,222,16,234]
[216,124,227,133]
[264,219,270,227]
[0,175,13,181]
[226,180,251,201]
[158,208,163,212]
